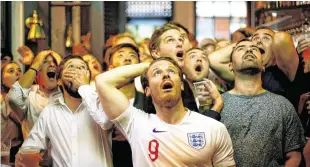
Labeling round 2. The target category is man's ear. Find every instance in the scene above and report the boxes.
[151,50,160,59]
[180,81,184,91]
[145,87,151,97]
[262,66,265,72]
[57,79,62,86]
[228,62,233,72]
[108,64,114,71]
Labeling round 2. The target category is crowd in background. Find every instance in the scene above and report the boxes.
[1,21,310,167]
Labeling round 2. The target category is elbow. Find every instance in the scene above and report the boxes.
[274,32,292,46]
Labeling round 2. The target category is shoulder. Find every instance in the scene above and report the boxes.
[190,111,226,129]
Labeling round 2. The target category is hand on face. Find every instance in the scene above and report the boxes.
[17,45,34,65]
[30,50,53,70]
[63,68,90,89]
[297,37,310,54]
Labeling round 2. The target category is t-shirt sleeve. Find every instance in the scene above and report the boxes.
[283,101,306,153]
[213,124,236,167]
[111,104,148,141]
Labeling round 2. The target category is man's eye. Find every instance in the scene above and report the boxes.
[169,70,175,75]
[252,37,259,41]
[167,39,174,43]
[154,71,161,76]
[237,47,245,51]
[263,37,270,41]
[68,65,74,68]
[190,54,196,59]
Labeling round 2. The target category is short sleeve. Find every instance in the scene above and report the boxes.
[283,102,306,153]
[111,105,148,140]
[213,124,236,167]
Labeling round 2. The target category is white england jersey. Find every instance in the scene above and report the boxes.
[112,105,235,167]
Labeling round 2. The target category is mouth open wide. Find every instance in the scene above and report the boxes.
[161,81,173,91]
[176,51,184,59]
[47,71,56,79]
[194,64,202,72]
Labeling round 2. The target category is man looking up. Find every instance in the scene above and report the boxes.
[95,57,235,167]
[220,39,305,167]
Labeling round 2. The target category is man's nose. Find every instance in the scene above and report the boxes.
[162,71,170,79]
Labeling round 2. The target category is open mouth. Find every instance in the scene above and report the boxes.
[243,54,256,60]
[176,51,184,59]
[47,72,56,79]
[161,81,173,91]
[195,65,202,72]
[257,47,265,55]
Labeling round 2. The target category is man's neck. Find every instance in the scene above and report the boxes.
[63,91,82,113]
[119,82,135,100]
[154,99,187,124]
[231,72,265,95]
[39,85,57,97]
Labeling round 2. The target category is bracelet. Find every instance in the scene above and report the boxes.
[30,68,38,75]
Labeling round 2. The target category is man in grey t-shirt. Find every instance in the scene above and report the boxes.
[220,39,305,167]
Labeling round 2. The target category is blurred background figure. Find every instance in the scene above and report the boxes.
[1,49,13,67]
[199,38,216,56]
[138,38,153,63]
[1,62,23,165]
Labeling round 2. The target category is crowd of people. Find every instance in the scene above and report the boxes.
[1,21,310,167]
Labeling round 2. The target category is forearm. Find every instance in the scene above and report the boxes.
[273,32,298,81]
[208,43,236,82]
[95,63,149,88]
[18,66,38,88]
[211,97,223,113]
[7,82,30,120]
[285,151,301,167]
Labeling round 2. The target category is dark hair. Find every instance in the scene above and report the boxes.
[1,48,13,60]
[109,43,140,64]
[102,45,112,60]
[149,25,179,52]
[141,57,183,91]
[56,55,91,80]
[230,38,265,62]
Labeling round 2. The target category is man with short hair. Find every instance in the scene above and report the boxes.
[208,27,306,109]
[220,39,305,167]
[15,55,113,167]
[8,50,62,138]
[95,57,236,167]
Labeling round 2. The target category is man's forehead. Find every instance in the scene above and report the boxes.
[65,58,86,66]
[150,60,176,70]
[253,29,274,36]
[236,41,254,47]
[186,49,203,55]
[161,29,181,38]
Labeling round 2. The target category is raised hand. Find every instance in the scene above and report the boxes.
[297,37,310,54]
[63,68,90,88]
[30,50,52,71]
[17,45,34,65]
[202,78,223,112]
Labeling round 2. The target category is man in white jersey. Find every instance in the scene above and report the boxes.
[95,57,235,167]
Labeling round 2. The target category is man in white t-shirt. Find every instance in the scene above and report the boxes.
[95,57,236,167]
